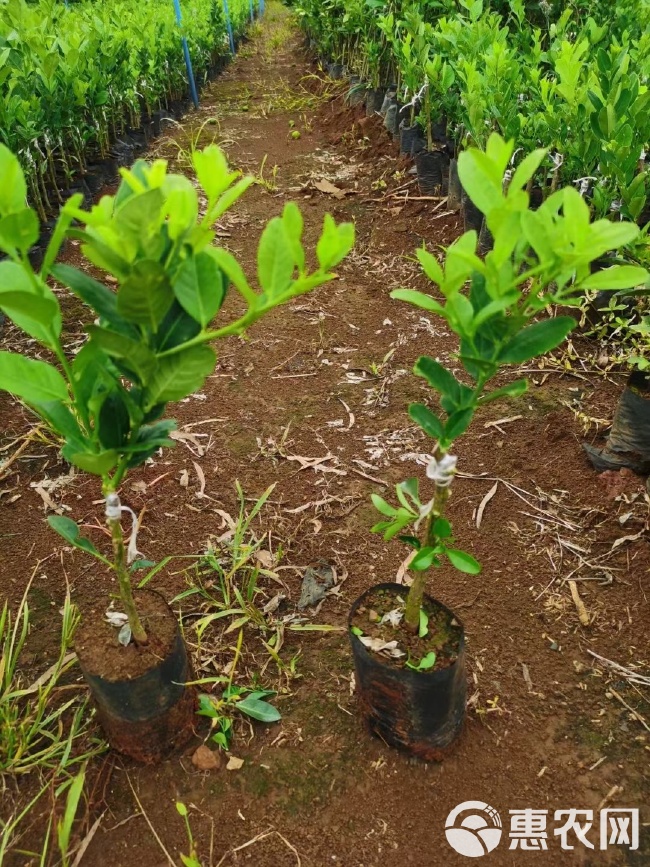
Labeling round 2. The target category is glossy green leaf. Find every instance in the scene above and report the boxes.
[257,217,294,296]
[418,608,429,638]
[446,548,481,574]
[117,260,173,329]
[409,403,444,439]
[52,263,124,326]
[0,208,39,254]
[98,391,130,449]
[47,515,102,558]
[0,145,27,215]
[410,547,438,571]
[173,251,225,327]
[144,345,216,407]
[581,265,648,291]
[0,351,68,404]
[86,326,156,384]
[70,450,118,475]
[499,316,576,364]
[236,697,281,723]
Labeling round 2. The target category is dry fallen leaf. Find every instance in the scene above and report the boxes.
[313,178,349,199]
[476,481,498,529]
[192,745,221,771]
[255,550,275,569]
[192,460,206,497]
[226,756,244,771]
[179,469,189,488]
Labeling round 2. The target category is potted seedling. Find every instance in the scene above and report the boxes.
[415,55,455,195]
[0,143,354,762]
[349,133,647,760]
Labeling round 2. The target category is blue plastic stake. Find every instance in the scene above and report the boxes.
[249,0,254,22]
[259,0,265,15]
[223,0,236,55]
[172,0,200,108]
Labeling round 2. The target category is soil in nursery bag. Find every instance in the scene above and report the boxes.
[462,188,484,233]
[415,149,449,195]
[447,157,462,210]
[76,589,197,763]
[349,583,465,761]
[365,87,386,116]
[399,123,424,157]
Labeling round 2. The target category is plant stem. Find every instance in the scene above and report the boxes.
[404,479,451,632]
[107,513,148,645]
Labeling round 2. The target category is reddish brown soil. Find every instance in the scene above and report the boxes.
[351,587,463,668]
[1,6,649,866]
[76,590,178,680]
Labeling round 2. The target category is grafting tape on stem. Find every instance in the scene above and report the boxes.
[105,493,144,564]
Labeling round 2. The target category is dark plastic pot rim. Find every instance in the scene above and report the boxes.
[348,582,464,676]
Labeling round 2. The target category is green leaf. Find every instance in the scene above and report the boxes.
[34,400,86,451]
[479,379,528,404]
[416,248,444,284]
[236,697,281,723]
[282,202,305,272]
[0,289,61,348]
[444,408,474,440]
[144,345,216,407]
[98,391,130,449]
[209,248,255,303]
[371,494,397,517]
[414,356,460,400]
[0,145,27,214]
[316,214,355,270]
[446,548,481,574]
[509,148,547,194]
[390,288,445,315]
[351,626,363,636]
[0,208,39,254]
[432,517,452,539]
[173,251,225,327]
[499,316,576,364]
[0,351,68,404]
[581,266,648,291]
[192,144,236,201]
[410,547,438,571]
[409,403,444,439]
[457,148,503,217]
[117,260,173,329]
[257,217,295,297]
[47,515,103,558]
[86,326,156,384]
[41,194,84,279]
[410,651,437,670]
[52,263,125,327]
[418,608,429,638]
[197,694,219,718]
[70,450,118,475]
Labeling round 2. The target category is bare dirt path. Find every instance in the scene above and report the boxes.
[1,5,649,866]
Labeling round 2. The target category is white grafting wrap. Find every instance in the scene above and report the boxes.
[104,493,143,564]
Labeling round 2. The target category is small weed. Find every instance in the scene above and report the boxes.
[0,576,104,782]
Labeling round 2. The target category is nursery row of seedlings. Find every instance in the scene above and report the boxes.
[299,0,650,474]
[0,0,256,220]
[297,0,650,226]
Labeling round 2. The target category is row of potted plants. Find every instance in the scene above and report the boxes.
[296,0,650,226]
[0,0,256,220]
